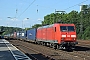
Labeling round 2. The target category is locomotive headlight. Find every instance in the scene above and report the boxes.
[71,35,76,37]
[72,38,76,40]
[62,35,66,37]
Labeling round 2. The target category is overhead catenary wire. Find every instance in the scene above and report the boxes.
[16,0,88,22]
[14,0,29,19]
[18,0,88,18]
[17,0,36,18]
[8,0,33,27]
[36,0,88,14]
[64,0,88,10]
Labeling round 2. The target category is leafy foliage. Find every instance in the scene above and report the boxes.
[0,26,22,35]
[32,24,42,28]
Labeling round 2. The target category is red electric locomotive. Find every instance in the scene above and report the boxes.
[36,23,78,49]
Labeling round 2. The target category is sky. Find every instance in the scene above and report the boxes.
[0,0,90,28]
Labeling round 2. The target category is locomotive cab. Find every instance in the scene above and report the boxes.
[60,25,76,42]
[54,24,78,49]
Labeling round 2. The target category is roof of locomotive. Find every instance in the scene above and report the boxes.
[55,23,75,26]
[37,23,75,29]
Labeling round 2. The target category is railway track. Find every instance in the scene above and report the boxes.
[9,40,54,60]
[58,49,90,60]
[16,43,54,60]
[77,40,90,48]
[8,39,90,60]
[14,44,40,60]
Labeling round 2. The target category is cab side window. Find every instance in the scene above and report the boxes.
[55,27,56,32]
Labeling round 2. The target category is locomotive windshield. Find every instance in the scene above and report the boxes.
[60,26,74,32]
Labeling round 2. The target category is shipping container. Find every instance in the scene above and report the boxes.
[27,28,37,41]
[12,32,16,39]
[16,31,20,39]
[19,31,26,40]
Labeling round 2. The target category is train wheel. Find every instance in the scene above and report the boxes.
[49,43,53,48]
[58,45,64,50]
[56,44,59,49]
[52,44,57,49]
[44,42,47,46]
[41,42,43,45]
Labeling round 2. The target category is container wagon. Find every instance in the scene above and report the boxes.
[13,32,17,39]
[19,31,26,40]
[16,31,21,40]
[26,28,37,42]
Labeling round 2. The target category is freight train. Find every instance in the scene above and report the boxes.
[13,23,78,50]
